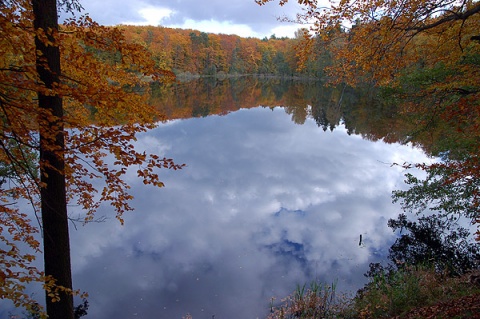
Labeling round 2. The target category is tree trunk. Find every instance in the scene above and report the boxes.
[32,0,74,318]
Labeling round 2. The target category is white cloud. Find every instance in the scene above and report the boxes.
[169,19,260,38]
[270,24,305,38]
[122,6,175,26]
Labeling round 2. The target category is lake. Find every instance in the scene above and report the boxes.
[1,78,431,319]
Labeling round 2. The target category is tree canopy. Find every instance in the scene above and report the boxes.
[256,0,479,84]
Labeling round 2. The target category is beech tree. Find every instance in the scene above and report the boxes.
[1,0,181,318]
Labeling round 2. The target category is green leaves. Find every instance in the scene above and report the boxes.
[393,160,480,223]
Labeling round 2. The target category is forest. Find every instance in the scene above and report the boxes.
[113,25,327,78]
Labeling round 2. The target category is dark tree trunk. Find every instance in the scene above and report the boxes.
[32,1,74,319]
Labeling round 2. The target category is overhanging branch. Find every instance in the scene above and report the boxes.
[407,3,480,32]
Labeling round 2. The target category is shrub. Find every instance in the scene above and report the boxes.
[353,265,480,318]
[267,280,354,319]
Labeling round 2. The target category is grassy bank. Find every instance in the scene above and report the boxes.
[266,266,480,319]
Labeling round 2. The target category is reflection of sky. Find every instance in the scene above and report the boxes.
[1,107,430,319]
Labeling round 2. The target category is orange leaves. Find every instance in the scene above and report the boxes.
[119,25,302,76]
[258,0,480,86]
[35,27,59,48]
[46,19,185,225]
[42,275,87,305]
[0,202,43,313]
[137,155,185,187]
[64,124,185,225]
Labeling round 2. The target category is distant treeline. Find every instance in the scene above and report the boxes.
[120,25,330,77]
[151,77,415,139]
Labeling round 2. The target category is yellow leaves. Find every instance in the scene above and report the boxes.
[42,274,85,307]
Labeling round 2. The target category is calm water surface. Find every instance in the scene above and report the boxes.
[2,79,430,319]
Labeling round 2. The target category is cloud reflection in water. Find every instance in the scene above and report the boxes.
[67,106,428,319]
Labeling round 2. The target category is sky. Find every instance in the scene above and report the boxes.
[63,0,308,38]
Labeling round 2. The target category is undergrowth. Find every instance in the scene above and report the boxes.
[260,265,480,319]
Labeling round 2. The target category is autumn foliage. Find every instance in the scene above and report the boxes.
[118,25,324,77]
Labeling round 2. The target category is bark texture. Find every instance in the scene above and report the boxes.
[33,0,74,318]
